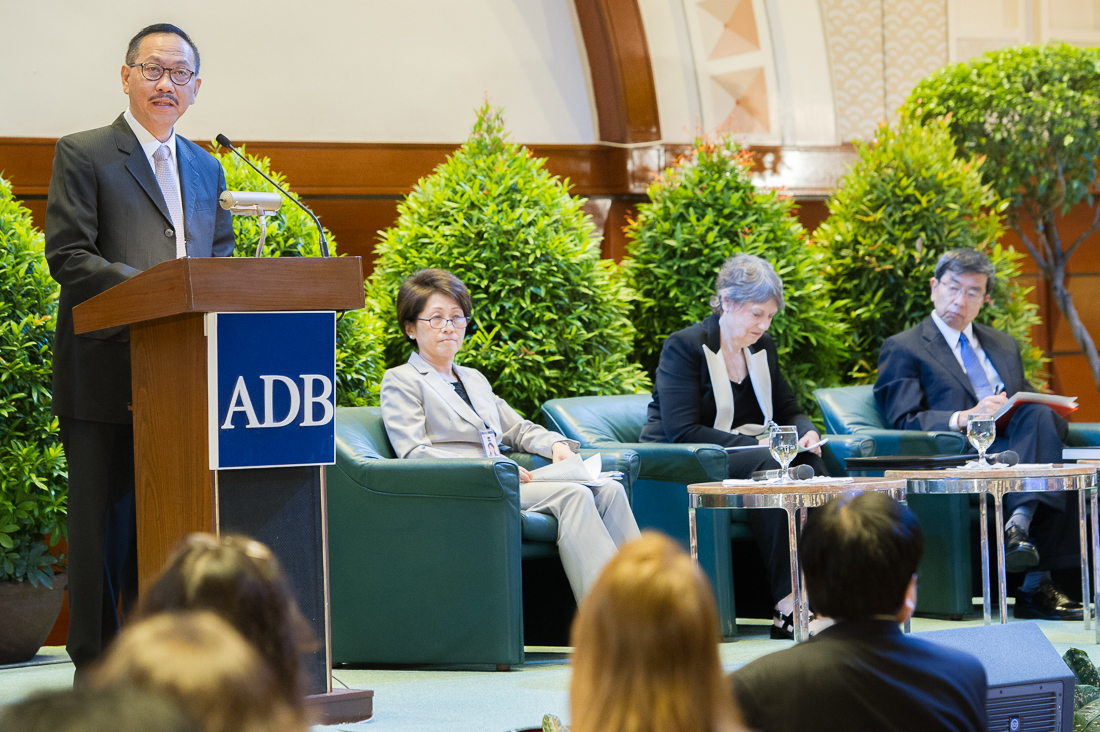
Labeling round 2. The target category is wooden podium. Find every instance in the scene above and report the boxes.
[73,256,373,723]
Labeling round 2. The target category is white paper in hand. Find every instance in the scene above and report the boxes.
[529,453,606,485]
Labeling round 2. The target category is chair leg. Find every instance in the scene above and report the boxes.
[497,664,511,671]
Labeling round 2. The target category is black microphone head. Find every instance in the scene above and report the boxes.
[215,134,234,149]
[996,450,1020,466]
[791,464,815,480]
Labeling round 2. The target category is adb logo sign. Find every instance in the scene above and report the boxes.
[207,311,336,470]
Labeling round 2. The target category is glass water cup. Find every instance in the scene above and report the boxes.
[769,425,799,482]
[967,414,996,466]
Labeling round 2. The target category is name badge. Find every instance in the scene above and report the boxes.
[479,429,502,458]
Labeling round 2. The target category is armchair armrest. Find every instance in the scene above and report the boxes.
[334,457,522,499]
[821,434,875,477]
[850,428,966,456]
[508,449,641,500]
[590,442,728,483]
[1067,423,1100,447]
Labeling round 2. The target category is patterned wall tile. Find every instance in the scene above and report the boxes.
[820,0,885,141]
[884,0,948,120]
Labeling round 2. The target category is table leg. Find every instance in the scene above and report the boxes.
[1092,487,1099,645]
[1081,489,1092,631]
[994,492,1008,625]
[798,507,809,639]
[980,493,991,625]
[688,504,698,563]
[786,499,804,643]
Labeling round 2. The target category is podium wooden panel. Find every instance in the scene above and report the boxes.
[73,256,364,587]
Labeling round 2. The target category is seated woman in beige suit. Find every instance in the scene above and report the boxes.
[380,269,641,600]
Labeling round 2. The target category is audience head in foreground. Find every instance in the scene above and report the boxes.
[135,533,316,708]
[570,531,744,732]
[0,686,195,732]
[731,493,987,732]
[91,611,306,732]
[801,489,923,621]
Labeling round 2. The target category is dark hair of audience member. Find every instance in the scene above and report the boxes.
[134,533,316,709]
[0,686,196,732]
[570,532,745,732]
[91,611,305,732]
[800,492,924,620]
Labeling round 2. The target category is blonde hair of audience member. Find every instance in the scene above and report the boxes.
[134,533,316,710]
[570,532,745,732]
[91,611,306,732]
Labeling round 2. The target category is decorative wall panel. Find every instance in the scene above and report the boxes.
[884,1,949,120]
[682,0,780,143]
[820,0,947,141]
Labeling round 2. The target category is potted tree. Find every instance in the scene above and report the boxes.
[0,175,68,665]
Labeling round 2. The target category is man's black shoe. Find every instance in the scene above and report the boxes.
[1014,579,1083,620]
[1004,526,1040,573]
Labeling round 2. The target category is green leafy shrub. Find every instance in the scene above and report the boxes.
[907,43,1100,388]
[623,134,846,415]
[368,104,649,417]
[210,144,385,406]
[0,175,65,586]
[816,116,1043,383]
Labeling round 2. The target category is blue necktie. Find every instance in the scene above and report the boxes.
[959,333,994,400]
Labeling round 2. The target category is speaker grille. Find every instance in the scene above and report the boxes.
[987,684,1062,732]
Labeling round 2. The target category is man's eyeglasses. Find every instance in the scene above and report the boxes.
[129,62,195,85]
[936,280,986,303]
[417,315,470,330]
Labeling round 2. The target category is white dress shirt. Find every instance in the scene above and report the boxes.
[123,109,185,255]
[930,311,1005,430]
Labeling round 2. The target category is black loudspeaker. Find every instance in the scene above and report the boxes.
[918,622,1074,732]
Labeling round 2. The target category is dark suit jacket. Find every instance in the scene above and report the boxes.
[45,114,234,423]
[731,620,988,732]
[639,314,814,447]
[874,317,1033,432]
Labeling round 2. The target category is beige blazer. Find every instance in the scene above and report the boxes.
[380,352,579,460]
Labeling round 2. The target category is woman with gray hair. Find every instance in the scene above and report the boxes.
[640,253,826,639]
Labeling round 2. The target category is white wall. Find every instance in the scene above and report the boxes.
[0,0,597,143]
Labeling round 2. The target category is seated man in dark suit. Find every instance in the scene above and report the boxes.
[731,492,987,732]
[874,248,1080,620]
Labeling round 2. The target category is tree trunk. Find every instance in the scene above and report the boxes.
[1049,265,1100,391]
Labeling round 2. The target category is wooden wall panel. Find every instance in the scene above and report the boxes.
[1051,356,1100,421]
[574,0,661,143]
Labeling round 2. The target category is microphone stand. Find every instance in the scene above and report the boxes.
[215,134,331,257]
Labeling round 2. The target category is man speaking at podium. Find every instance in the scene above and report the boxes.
[874,249,1078,621]
[44,24,234,675]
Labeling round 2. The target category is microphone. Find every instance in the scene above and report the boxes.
[218,190,282,212]
[753,464,815,481]
[985,450,1020,466]
[215,134,330,257]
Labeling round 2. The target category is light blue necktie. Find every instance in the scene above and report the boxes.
[959,333,994,400]
[153,144,186,259]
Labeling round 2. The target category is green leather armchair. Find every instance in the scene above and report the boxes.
[814,384,1100,618]
[327,406,640,667]
[540,394,875,638]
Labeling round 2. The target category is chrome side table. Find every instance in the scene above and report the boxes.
[686,477,907,643]
[885,465,1096,635]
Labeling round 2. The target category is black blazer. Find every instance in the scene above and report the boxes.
[874,317,1032,432]
[639,314,814,447]
[731,620,988,732]
[45,114,235,423]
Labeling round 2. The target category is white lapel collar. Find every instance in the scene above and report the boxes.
[409,352,487,429]
[702,344,734,432]
[746,347,773,425]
